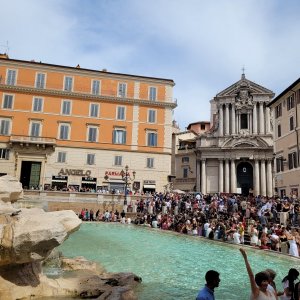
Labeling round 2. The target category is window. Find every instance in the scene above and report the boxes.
[35,73,46,89]
[30,122,41,137]
[2,94,13,109]
[32,97,43,112]
[114,155,122,166]
[290,116,294,131]
[87,153,95,165]
[147,132,157,147]
[147,158,154,168]
[148,109,156,123]
[288,152,297,170]
[89,103,99,117]
[183,168,188,178]
[182,156,189,163]
[6,69,16,85]
[64,76,73,91]
[201,124,206,130]
[57,152,66,163]
[61,100,71,115]
[149,87,157,101]
[276,157,284,172]
[275,103,282,118]
[116,106,125,120]
[287,95,295,110]
[92,80,100,95]
[0,119,10,135]
[277,124,281,138]
[113,128,126,144]
[0,149,9,160]
[59,123,70,140]
[241,114,248,129]
[118,83,127,97]
[87,126,98,142]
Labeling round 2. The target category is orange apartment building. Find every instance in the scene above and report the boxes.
[0,54,176,193]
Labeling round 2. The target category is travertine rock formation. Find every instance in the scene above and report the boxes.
[0,176,141,299]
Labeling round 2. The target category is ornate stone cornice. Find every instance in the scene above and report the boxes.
[0,84,177,109]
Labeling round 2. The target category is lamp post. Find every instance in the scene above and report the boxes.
[120,165,136,210]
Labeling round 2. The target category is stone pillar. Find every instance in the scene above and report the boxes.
[249,113,252,135]
[253,102,257,134]
[225,103,230,135]
[265,107,271,134]
[266,159,273,197]
[219,104,224,136]
[259,102,265,134]
[224,159,230,193]
[230,159,236,193]
[231,104,236,135]
[237,113,240,134]
[219,159,224,193]
[196,159,201,192]
[254,159,260,196]
[260,159,266,196]
[201,159,206,195]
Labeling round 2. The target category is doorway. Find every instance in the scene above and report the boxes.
[236,162,253,196]
[20,161,41,189]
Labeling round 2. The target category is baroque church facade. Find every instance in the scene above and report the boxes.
[195,74,275,196]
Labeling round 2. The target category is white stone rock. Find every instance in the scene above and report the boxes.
[0,175,23,203]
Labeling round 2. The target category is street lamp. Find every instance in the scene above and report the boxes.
[120,165,136,206]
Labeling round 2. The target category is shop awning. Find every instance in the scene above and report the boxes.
[52,179,67,182]
[143,184,156,189]
[81,181,97,184]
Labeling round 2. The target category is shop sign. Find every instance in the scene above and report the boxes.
[82,177,97,182]
[144,180,155,185]
[52,175,68,180]
[58,168,91,176]
[105,171,123,176]
[133,181,140,190]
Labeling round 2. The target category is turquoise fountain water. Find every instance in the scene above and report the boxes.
[58,223,297,300]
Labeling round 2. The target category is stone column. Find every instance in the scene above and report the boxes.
[249,113,252,135]
[260,159,266,196]
[253,102,257,134]
[219,104,224,136]
[230,159,236,193]
[224,159,230,193]
[237,113,240,134]
[196,159,201,192]
[254,159,260,196]
[265,107,271,134]
[225,103,230,135]
[201,159,206,195]
[266,159,273,197]
[259,102,265,134]
[219,159,224,193]
[231,104,236,135]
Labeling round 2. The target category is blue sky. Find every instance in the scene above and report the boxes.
[1,0,300,130]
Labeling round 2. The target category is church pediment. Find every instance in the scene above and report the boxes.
[221,136,270,148]
[216,75,274,98]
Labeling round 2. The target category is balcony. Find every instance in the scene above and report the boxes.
[9,135,56,150]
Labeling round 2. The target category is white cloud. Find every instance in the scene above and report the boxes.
[0,0,300,129]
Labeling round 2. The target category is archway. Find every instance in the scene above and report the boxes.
[236,162,253,196]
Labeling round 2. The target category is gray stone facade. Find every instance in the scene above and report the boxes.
[196,74,275,196]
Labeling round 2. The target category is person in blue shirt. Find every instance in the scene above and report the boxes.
[196,270,220,300]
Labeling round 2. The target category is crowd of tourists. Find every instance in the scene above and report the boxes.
[79,191,300,258]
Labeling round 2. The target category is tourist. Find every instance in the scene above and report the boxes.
[264,269,284,297]
[240,248,277,299]
[196,270,220,300]
[281,268,299,300]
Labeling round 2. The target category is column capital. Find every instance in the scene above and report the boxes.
[200,158,206,162]
[225,103,230,107]
[218,158,224,162]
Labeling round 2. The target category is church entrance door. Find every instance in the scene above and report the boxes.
[236,162,253,196]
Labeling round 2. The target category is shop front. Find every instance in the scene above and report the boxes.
[81,176,97,192]
[143,180,156,193]
[51,176,68,191]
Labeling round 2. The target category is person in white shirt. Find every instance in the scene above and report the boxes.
[233,231,241,244]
